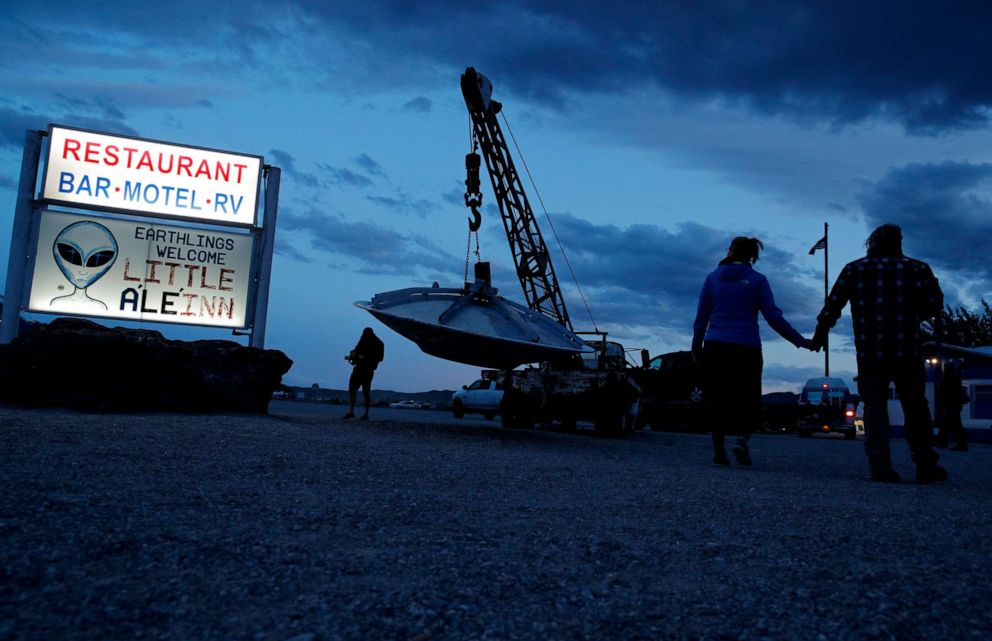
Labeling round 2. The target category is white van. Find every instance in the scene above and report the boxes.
[797,377,858,439]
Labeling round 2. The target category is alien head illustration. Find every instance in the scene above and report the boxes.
[52,221,118,289]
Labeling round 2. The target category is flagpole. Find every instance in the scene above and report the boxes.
[823,221,829,377]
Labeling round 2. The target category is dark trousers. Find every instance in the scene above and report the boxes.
[856,357,937,473]
[702,341,762,454]
[348,366,375,412]
[937,403,968,447]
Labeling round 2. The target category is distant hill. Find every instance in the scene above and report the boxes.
[283,386,456,408]
[762,391,799,405]
[283,387,800,410]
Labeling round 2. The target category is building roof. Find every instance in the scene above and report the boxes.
[925,341,992,362]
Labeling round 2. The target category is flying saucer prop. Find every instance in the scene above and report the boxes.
[355,265,591,369]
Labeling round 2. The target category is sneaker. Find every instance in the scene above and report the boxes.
[916,464,949,485]
[359,414,369,421]
[731,439,752,466]
[870,469,901,483]
[712,452,730,467]
[342,412,355,419]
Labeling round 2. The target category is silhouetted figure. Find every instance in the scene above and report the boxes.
[812,224,946,483]
[344,327,384,420]
[693,237,816,467]
[936,358,969,451]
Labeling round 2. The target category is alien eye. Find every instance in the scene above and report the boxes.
[86,250,116,268]
[57,243,83,265]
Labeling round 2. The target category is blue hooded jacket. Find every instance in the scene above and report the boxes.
[692,260,805,353]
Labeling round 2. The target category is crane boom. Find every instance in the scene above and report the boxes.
[461,67,572,331]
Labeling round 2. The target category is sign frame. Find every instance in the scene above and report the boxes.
[24,209,257,330]
[39,124,263,228]
[2,128,281,349]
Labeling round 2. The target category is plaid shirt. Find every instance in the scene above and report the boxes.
[816,255,942,361]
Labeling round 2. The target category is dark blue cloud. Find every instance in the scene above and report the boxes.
[269,148,319,188]
[316,163,374,189]
[60,116,138,138]
[402,96,432,113]
[274,237,312,264]
[11,2,990,133]
[366,192,437,218]
[481,213,822,339]
[0,107,59,149]
[279,208,460,278]
[859,160,992,283]
[54,94,126,122]
[354,153,387,179]
[0,107,139,150]
[301,1,992,134]
[442,186,463,206]
[763,363,858,392]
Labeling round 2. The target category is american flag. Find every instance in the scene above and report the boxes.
[808,236,827,255]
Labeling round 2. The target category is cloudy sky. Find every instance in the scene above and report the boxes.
[2,1,991,393]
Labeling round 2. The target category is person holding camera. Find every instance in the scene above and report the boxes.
[344,327,385,420]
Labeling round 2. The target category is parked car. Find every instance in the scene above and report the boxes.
[761,391,800,432]
[389,400,430,409]
[451,379,504,419]
[637,350,704,432]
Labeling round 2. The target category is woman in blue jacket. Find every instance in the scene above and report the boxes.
[692,237,814,467]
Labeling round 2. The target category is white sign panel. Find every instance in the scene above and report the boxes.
[28,210,254,328]
[42,126,262,226]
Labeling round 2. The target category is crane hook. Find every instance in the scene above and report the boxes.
[467,205,482,232]
[464,152,483,232]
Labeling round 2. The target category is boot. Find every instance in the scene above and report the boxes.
[869,451,897,483]
[731,437,752,466]
[870,468,901,483]
[916,464,949,485]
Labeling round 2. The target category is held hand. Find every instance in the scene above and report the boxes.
[801,338,820,352]
[809,325,829,352]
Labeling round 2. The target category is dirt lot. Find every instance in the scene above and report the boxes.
[2,404,990,640]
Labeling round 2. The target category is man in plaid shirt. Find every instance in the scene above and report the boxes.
[813,224,946,484]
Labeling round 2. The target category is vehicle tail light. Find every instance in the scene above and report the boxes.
[845,410,855,418]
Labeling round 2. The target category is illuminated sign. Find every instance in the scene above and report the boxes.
[28,210,254,328]
[41,126,262,226]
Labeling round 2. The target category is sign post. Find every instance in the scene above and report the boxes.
[250,166,280,349]
[1,130,43,344]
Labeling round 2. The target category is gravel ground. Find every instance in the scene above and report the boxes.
[2,404,990,641]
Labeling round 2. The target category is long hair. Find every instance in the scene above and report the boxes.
[727,236,763,264]
[866,224,903,258]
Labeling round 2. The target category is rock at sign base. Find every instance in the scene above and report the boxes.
[0,318,293,413]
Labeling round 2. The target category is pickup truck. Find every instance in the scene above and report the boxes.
[451,379,504,420]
